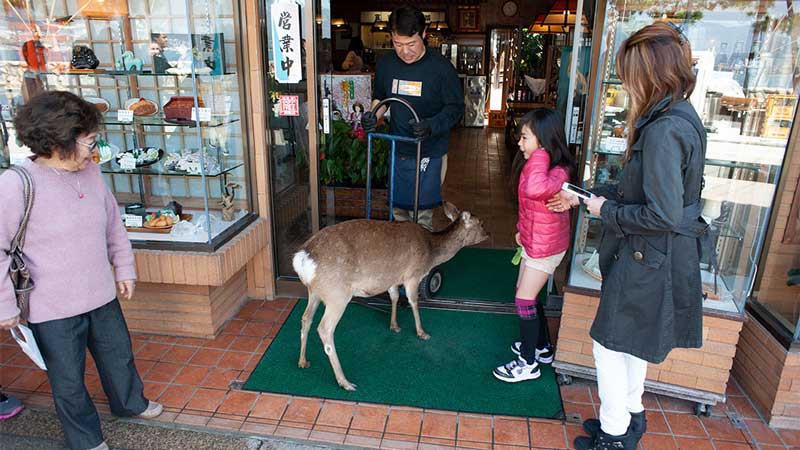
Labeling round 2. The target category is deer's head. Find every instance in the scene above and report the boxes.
[442,202,489,247]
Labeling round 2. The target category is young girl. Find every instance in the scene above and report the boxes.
[493,108,575,383]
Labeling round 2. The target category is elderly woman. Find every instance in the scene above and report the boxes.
[0,91,161,450]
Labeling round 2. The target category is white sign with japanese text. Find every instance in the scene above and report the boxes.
[271,0,302,84]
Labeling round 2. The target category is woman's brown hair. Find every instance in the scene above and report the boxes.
[13,91,102,159]
[616,21,695,159]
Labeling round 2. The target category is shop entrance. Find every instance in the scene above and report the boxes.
[253,0,596,419]
[266,0,595,303]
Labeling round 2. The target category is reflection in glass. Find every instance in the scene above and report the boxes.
[569,0,798,322]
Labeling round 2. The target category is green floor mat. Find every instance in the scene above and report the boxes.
[434,247,546,303]
[244,299,563,419]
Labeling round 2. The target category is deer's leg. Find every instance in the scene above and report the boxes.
[298,291,321,369]
[388,285,401,333]
[404,279,430,340]
[317,293,357,390]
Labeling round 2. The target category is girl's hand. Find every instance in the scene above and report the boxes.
[515,232,521,246]
[0,314,20,330]
[585,196,607,216]
[546,192,579,212]
[117,280,136,301]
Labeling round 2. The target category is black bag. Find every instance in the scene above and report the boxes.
[6,166,35,321]
[71,45,100,69]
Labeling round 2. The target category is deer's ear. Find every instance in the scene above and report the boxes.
[443,201,460,221]
[461,211,472,224]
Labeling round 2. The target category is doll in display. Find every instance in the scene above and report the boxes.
[349,102,364,130]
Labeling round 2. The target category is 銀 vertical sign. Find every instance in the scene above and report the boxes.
[271,0,302,84]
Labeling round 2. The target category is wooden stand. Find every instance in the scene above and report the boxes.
[555,288,745,416]
[120,218,268,338]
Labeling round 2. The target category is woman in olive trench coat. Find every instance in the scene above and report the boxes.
[551,23,708,450]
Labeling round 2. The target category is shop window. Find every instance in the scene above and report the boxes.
[569,0,799,319]
[0,0,254,251]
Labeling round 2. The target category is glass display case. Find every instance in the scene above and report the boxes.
[569,0,798,315]
[0,0,254,250]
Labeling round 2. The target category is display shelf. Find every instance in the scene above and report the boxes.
[101,161,243,178]
[101,114,240,128]
[32,70,238,77]
[0,0,253,251]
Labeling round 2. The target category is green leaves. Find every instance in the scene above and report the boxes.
[321,119,390,187]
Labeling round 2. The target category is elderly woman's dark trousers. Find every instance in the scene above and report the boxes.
[29,299,148,450]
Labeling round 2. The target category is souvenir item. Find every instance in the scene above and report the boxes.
[21,38,46,72]
[71,45,100,69]
[115,51,143,71]
[162,148,220,175]
[124,97,158,116]
[115,147,162,167]
[163,96,204,123]
[84,97,110,113]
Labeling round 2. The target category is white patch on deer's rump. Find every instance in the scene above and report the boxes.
[292,250,317,284]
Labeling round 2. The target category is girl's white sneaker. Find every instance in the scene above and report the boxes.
[493,357,541,382]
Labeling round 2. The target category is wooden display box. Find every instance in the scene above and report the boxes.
[321,185,389,219]
[555,289,744,406]
[120,218,268,338]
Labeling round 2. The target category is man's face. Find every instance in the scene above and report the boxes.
[156,34,168,49]
[391,31,426,64]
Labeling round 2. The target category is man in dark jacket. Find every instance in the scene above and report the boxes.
[361,5,464,231]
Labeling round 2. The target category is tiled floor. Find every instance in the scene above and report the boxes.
[436,127,518,249]
[2,297,799,449]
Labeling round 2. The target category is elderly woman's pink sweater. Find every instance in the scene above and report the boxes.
[0,158,135,323]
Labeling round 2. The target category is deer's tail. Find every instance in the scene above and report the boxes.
[292,250,317,285]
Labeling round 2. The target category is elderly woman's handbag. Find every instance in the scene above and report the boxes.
[6,166,35,321]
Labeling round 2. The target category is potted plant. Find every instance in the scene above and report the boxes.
[319,118,393,218]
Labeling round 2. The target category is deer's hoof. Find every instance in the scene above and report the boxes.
[298,360,310,369]
[390,325,401,333]
[417,331,431,340]
[339,380,357,391]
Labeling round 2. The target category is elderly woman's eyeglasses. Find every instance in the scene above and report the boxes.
[77,139,99,152]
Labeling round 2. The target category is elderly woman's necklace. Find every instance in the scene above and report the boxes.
[51,168,85,199]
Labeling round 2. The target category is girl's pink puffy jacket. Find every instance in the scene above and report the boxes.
[517,149,571,258]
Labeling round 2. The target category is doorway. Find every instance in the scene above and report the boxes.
[265,0,595,296]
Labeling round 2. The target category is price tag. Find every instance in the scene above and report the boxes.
[124,214,143,228]
[117,109,133,123]
[605,137,627,154]
[190,107,212,122]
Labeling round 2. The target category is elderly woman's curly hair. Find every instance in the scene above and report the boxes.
[13,91,102,159]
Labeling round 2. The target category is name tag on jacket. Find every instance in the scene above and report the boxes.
[392,79,422,97]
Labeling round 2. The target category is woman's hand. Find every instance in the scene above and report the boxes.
[0,314,20,330]
[546,192,579,212]
[117,280,136,301]
[515,232,521,246]
[585,196,607,216]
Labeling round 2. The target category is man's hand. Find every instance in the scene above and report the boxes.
[361,111,377,133]
[117,280,136,301]
[409,119,432,139]
[0,314,20,330]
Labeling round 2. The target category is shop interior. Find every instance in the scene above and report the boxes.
[271,0,593,296]
[268,0,798,326]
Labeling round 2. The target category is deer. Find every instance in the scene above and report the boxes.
[292,202,489,390]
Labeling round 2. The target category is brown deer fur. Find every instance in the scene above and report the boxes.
[292,205,488,390]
